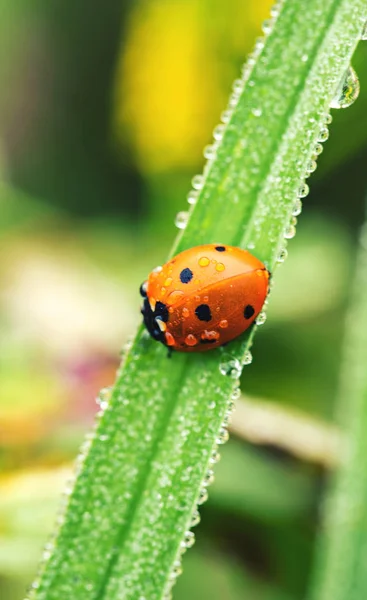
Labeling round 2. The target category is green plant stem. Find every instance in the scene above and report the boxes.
[308,215,367,600]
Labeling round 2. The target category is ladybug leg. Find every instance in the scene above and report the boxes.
[167,347,174,359]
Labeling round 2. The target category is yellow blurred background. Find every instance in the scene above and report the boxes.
[1,1,367,599]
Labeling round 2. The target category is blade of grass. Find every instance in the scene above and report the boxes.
[28,2,367,599]
[308,211,367,600]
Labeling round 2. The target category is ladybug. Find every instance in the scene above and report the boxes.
[140,244,270,352]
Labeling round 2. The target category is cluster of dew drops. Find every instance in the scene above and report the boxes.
[162,384,242,600]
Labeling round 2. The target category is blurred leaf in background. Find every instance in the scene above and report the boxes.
[0,0,367,599]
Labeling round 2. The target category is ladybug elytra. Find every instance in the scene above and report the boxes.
[140,244,269,352]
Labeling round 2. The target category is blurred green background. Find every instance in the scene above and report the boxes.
[0,1,366,599]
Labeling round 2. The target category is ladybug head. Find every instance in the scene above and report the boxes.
[140,294,168,346]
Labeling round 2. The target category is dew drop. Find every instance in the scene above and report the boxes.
[232,78,244,94]
[169,560,183,579]
[192,174,204,190]
[221,109,233,124]
[231,387,241,401]
[243,350,253,366]
[306,159,317,174]
[314,142,323,155]
[277,248,288,263]
[219,356,243,379]
[262,18,274,34]
[330,65,360,109]
[198,488,209,504]
[182,531,195,549]
[96,386,112,410]
[199,256,210,267]
[187,190,199,205]
[190,509,201,527]
[361,21,367,40]
[284,224,296,239]
[254,37,265,52]
[325,114,332,125]
[175,211,189,229]
[256,311,267,325]
[203,144,217,160]
[241,63,250,79]
[168,290,184,303]
[270,1,282,17]
[216,427,229,445]
[209,450,221,464]
[298,182,309,198]
[292,198,302,216]
[203,469,215,486]
[213,124,225,141]
[228,93,239,108]
[318,127,329,142]
[185,334,198,346]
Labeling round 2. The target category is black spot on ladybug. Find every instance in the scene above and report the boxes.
[139,281,147,297]
[195,304,212,322]
[155,301,169,322]
[244,304,255,319]
[215,246,226,252]
[180,267,193,283]
[200,338,216,344]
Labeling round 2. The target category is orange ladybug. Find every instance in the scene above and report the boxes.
[140,244,270,352]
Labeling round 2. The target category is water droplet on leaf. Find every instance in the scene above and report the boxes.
[277,248,288,263]
[197,488,209,504]
[203,469,215,486]
[182,531,195,549]
[203,144,217,160]
[192,175,204,190]
[317,127,329,142]
[298,183,309,198]
[292,198,302,216]
[219,356,243,378]
[256,311,267,325]
[243,350,253,366]
[221,109,232,123]
[187,190,199,205]
[213,124,225,141]
[216,427,229,444]
[314,143,323,155]
[175,211,189,229]
[190,510,201,527]
[330,65,360,109]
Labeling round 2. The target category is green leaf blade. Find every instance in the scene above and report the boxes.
[28,1,367,599]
